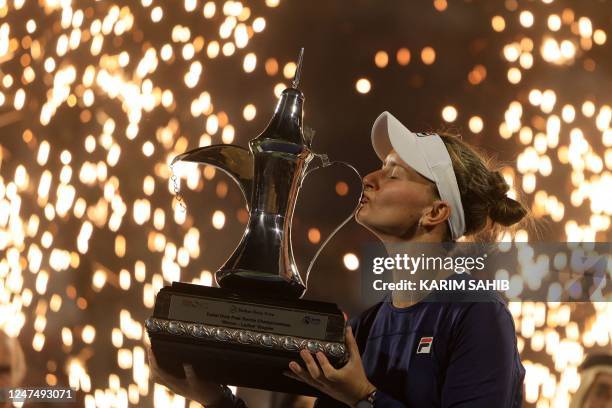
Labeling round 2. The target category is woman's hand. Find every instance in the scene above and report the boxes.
[284,326,376,407]
[146,344,226,406]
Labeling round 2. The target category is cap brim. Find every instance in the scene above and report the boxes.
[371,111,434,181]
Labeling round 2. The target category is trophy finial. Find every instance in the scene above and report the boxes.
[291,47,304,89]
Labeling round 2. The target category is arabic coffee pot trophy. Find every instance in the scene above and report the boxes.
[146,49,351,395]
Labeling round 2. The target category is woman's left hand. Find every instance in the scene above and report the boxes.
[284,326,376,407]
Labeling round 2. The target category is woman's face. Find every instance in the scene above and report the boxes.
[356,150,439,240]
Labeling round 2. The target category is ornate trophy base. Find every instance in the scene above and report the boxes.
[146,282,348,396]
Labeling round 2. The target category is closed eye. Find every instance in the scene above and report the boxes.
[384,165,402,179]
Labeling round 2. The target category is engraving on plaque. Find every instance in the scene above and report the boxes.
[168,295,330,340]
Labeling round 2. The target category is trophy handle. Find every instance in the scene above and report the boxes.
[300,157,364,287]
[172,145,254,209]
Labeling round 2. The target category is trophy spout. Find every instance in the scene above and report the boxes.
[172,145,254,209]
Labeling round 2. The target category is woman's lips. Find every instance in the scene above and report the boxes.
[360,195,370,204]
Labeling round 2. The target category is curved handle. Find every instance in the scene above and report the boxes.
[299,156,364,288]
[172,144,254,210]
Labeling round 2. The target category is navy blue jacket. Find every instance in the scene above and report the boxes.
[315,275,525,407]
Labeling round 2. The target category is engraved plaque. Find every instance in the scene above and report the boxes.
[168,295,330,340]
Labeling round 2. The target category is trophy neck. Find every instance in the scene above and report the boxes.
[251,87,308,149]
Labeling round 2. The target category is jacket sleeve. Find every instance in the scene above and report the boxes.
[441,301,525,408]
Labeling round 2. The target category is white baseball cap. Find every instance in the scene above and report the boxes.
[371,111,466,240]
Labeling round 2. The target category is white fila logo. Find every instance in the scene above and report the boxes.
[416,337,433,354]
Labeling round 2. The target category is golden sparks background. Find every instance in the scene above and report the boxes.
[0,0,610,407]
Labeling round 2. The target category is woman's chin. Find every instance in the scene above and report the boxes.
[355,208,374,228]
[355,206,366,222]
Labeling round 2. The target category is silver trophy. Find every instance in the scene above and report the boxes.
[147,49,349,396]
[171,49,312,299]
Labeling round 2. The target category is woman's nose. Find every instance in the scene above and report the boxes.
[363,170,378,191]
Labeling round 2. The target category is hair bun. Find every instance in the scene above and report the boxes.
[489,171,510,199]
[488,171,527,226]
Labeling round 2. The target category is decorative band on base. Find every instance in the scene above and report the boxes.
[145,317,347,359]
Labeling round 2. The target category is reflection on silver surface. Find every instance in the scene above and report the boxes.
[172,144,254,207]
[174,85,315,299]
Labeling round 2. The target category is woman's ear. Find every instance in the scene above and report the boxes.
[420,200,452,228]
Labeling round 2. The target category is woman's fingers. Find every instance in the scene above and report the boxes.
[147,348,167,384]
[289,361,305,376]
[315,352,337,380]
[154,366,183,390]
[147,348,184,389]
[183,364,198,387]
[299,349,323,381]
[147,347,157,369]
[289,361,314,385]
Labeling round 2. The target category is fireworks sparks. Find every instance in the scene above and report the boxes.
[0,0,282,405]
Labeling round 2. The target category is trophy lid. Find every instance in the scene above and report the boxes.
[250,48,310,152]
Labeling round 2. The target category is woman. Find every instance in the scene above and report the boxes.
[0,331,27,408]
[148,111,528,407]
